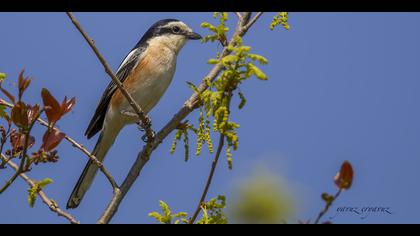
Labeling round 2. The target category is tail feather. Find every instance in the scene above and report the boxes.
[66,158,97,209]
[67,122,121,209]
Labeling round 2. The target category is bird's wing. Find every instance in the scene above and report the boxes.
[85,47,146,139]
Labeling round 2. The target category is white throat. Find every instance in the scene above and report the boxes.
[148,35,188,54]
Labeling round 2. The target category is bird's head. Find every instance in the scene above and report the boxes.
[137,19,202,54]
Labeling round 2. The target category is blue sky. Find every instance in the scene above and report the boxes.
[1,12,420,224]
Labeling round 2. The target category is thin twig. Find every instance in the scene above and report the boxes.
[0,123,12,169]
[242,12,252,24]
[96,11,263,224]
[234,12,243,21]
[245,12,263,30]
[63,134,119,190]
[314,189,343,224]
[189,134,225,224]
[0,100,118,190]
[65,12,155,141]
[1,154,80,224]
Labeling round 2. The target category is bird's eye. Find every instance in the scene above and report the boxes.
[172,26,181,34]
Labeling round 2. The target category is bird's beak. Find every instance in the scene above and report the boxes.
[187,32,202,40]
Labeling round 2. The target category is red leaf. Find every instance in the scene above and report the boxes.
[334,161,354,190]
[0,85,15,104]
[11,101,29,129]
[41,88,62,124]
[10,131,35,151]
[18,70,31,99]
[41,128,65,152]
[60,96,76,115]
[27,104,40,124]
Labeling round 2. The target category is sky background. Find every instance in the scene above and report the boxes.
[1,12,420,224]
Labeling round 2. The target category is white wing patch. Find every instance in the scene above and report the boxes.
[117,48,140,72]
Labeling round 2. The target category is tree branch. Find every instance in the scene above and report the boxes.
[96,11,264,224]
[65,12,155,141]
[189,134,225,224]
[1,154,80,224]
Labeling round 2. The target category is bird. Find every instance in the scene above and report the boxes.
[66,19,202,209]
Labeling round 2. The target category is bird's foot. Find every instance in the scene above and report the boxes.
[141,131,156,143]
[136,121,155,143]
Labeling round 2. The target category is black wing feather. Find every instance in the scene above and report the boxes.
[84,47,145,139]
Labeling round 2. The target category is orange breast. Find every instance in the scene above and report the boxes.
[110,45,163,109]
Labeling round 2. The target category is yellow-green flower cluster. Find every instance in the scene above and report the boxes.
[270,12,290,30]
[200,12,229,44]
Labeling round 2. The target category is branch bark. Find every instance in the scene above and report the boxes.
[97,12,263,224]
[234,12,243,21]
[245,12,263,29]
[1,154,80,224]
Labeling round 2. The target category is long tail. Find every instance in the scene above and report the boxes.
[66,124,121,209]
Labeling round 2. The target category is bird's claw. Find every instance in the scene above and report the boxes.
[141,131,155,143]
[136,121,145,132]
[137,121,155,143]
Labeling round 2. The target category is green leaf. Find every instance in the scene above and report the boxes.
[200,22,217,32]
[27,178,53,208]
[148,212,162,220]
[247,54,269,65]
[38,178,53,188]
[28,187,37,208]
[159,200,171,216]
[197,195,228,224]
[207,58,219,64]
[248,64,268,80]
[221,55,237,66]
[149,201,189,224]
[174,212,188,218]
[197,207,209,224]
